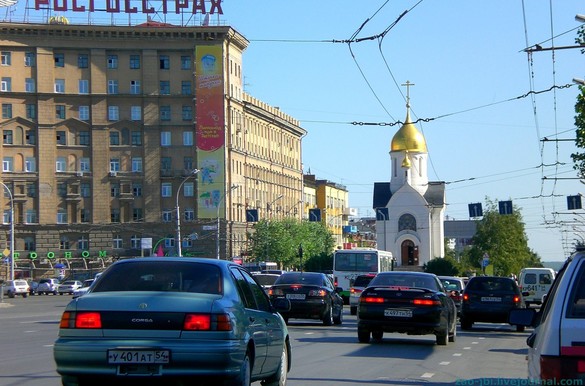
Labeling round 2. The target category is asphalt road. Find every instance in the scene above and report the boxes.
[0,295,532,386]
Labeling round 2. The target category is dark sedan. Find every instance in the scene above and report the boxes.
[53,257,292,386]
[357,271,457,345]
[460,276,525,331]
[268,272,344,326]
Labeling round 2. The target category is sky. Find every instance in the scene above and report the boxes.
[3,0,585,262]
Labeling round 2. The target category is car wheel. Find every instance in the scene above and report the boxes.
[350,306,357,316]
[60,375,81,386]
[261,343,288,386]
[322,306,333,326]
[8,291,15,298]
[460,318,472,330]
[516,325,525,332]
[357,327,371,343]
[372,331,383,341]
[22,293,28,298]
[333,306,343,325]
[53,291,58,295]
[449,323,457,342]
[227,352,251,386]
[436,329,448,346]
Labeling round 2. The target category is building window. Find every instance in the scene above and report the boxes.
[57,182,67,197]
[161,183,172,197]
[79,131,90,145]
[184,157,193,170]
[398,213,417,232]
[2,104,12,119]
[131,157,142,172]
[79,106,90,121]
[111,183,120,197]
[164,238,175,248]
[110,158,120,172]
[130,80,140,94]
[131,131,142,145]
[56,105,66,119]
[54,53,65,67]
[81,182,91,197]
[3,210,11,224]
[26,129,36,145]
[111,208,120,223]
[182,106,192,121]
[159,55,170,69]
[25,157,36,172]
[130,55,140,69]
[112,234,123,249]
[107,55,118,69]
[56,131,67,145]
[160,106,171,121]
[26,104,36,120]
[24,52,36,67]
[130,106,141,121]
[108,106,119,121]
[181,56,191,70]
[79,79,89,94]
[133,208,143,222]
[162,210,173,222]
[107,79,119,94]
[25,211,37,224]
[161,131,171,146]
[1,77,11,92]
[184,209,194,221]
[183,131,193,146]
[2,157,13,172]
[56,157,66,172]
[27,183,36,197]
[25,78,35,92]
[161,157,171,172]
[131,235,141,249]
[110,131,120,145]
[55,79,65,93]
[184,182,194,197]
[81,209,90,223]
[181,81,191,95]
[80,157,90,171]
[133,183,142,197]
[0,52,10,66]
[78,54,89,68]
[3,130,13,144]
[160,81,170,95]
[57,211,68,224]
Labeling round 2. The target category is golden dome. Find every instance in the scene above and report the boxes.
[390,109,427,153]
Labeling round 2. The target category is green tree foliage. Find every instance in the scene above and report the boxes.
[463,200,542,276]
[246,218,335,270]
[571,26,585,177]
[424,256,460,276]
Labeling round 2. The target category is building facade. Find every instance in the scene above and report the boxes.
[0,21,306,279]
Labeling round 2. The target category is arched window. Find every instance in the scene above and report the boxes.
[398,213,416,232]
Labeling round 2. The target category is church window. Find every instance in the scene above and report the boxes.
[398,213,416,231]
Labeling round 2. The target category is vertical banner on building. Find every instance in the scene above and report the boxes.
[195,45,225,219]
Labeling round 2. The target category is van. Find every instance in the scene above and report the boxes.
[518,267,555,307]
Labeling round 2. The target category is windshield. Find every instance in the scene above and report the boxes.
[370,273,439,291]
[274,273,323,286]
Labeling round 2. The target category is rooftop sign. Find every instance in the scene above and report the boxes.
[34,0,222,14]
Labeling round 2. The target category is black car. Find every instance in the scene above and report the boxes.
[460,276,525,331]
[356,271,457,345]
[268,271,344,326]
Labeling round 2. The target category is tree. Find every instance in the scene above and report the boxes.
[463,199,542,276]
[571,26,585,177]
[424,256,460,276]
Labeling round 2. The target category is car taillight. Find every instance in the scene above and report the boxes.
[60,311,102,329]
[513,295,520,303]
[269,288,284,296]
[463,294,469,302]
[540,355,585,380]
[183,313,232,331]
[351,288,363,295]
[308,289,326,297]
[361,296,384,303]
[413,299,441,306]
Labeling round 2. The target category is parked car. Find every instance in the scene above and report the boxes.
[27,279,39,295]
[356,271,457,345]
[2,279,30,298]
[37,278,60,295]
[54,257,292,386]
[438,276,466,316]
[518,267,556,307]
[72,279,94,299]
[268,271,344,326]
[252,273,281,291]
[510,250,585,383]
[58,280,83,295]
[349,274,376,315]
[460,276,525,331]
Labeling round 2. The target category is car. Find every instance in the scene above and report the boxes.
[460,276,525,331]
[57,280,83,295]
[349,274,376,315]
[72,279,95,299]
[2,279,30,298]
[509,250,585,383]
[356,271,457,345]
[438,276,466,316]
[53,257,292,386]
[517,267,556,307]
[27,279,39,295]
[252,273,281,291]
[37,278,60,295]
[268,271,344,326]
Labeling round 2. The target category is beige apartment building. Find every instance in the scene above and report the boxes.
[0,20,306,279]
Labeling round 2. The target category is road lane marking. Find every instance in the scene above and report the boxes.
[472,341,479,344]
[463,346,471,350]
[453,353,462,357]
[421,373,434,378]
[439,362,450,366]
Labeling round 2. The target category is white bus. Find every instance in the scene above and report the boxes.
[242,261,278,273]
[332,248,394,303]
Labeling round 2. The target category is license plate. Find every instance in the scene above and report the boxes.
[286,294,306,300]
[108,350,170,364]
[384,308,413,318]
[481,297,502,302]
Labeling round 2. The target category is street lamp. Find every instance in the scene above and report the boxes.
[216,184,239,259]
[0,182,14,281]
[176,169,200,257]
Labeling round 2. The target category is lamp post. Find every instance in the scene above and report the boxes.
[176,169,200,257]
[216,184,239,259]
[0,182,14,281]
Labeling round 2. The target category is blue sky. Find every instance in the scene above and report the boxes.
[4,0,585,262]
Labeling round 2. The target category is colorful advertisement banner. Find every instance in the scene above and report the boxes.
[196,45,225,219]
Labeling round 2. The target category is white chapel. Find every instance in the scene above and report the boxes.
[372,86,446,267]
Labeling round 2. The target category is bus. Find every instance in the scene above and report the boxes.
[332,249,394,303]
[242,261,278,273]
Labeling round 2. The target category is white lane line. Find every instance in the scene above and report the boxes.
[463,346,471,350]
[479,337,485,339]
[24,330,38,333]
[453,353,462,357]
[439,362,450,366]
[421,373,435,378]
[472,341,479,344]
[43,344,54,348]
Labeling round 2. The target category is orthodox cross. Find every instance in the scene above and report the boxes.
[401,80,415,108]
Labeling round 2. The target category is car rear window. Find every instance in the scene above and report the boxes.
[567,264,585,318]
[467,278,516,292]
[92,261,222,294]
[353,276,374,287]
[254,275,280,286]
[274,273,323,286]
[370,274,438,290]
[441,280,462,291]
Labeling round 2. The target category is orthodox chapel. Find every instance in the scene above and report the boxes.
[372,88,446,267]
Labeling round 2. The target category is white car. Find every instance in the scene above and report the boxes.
[2,280,30,298]
[57,280,83,295]
[510,250,585,382]
[72,279,94,299]
[37,278,60,295]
